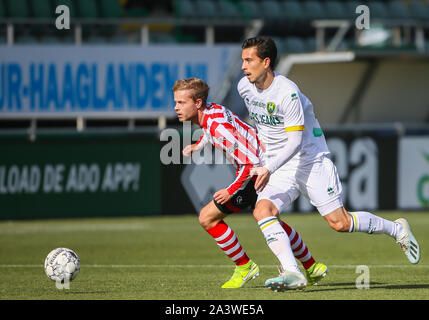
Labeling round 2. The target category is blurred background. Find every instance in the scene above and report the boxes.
[0,0,428,219]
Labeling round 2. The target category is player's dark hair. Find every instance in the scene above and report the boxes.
[172,78,210,106]
[242,37,277,70]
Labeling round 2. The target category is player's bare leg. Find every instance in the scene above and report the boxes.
[199,201,228,230]
[200,201,260,288]
[322,206,351,232]
[323,206,420,264]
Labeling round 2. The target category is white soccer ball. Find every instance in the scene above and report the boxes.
[44,248,80,283]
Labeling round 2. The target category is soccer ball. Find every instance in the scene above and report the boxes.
[44,247,80,283]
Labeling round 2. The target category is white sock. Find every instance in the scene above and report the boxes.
[258,216,300,273]
[349,211,403,238]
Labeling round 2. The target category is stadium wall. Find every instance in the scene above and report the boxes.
[1,129,428,219]
[0,131,161,219]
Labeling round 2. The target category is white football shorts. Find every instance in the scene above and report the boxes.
[257,155,343,216]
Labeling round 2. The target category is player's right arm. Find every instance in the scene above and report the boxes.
[251,130,302,191]
[251,87,305,191]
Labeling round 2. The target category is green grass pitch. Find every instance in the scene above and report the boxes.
[0,211,428,300]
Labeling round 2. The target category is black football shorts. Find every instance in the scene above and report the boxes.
[213,180,257,214]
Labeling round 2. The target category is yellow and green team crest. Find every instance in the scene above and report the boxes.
[267,102,276,115]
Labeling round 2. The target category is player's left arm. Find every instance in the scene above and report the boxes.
[214,164,253,204]
[212,122,255,204]
[182,134,209,157]
[252,92,304,191]
[263,130,303,174]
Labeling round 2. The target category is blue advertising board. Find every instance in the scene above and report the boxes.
[0,45,237,118]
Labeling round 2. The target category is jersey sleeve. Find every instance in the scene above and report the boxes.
[225,164,253,196]
[280,91,305,132]
[262,90,305,173]
[211,122,258,167]
[237,76,250,99]
[195,133,209,149]
[210,121,256,195]
[264,130,303,173]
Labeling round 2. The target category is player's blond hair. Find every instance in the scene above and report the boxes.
[172,78,210,106]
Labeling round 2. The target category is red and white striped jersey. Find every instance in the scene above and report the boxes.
[196,103,264,196]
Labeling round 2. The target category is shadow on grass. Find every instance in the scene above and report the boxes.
[307,282,429,292]
[372,284,429,290]
[247,282,429,293]
[64,290,109,294]
[322,282,383,287]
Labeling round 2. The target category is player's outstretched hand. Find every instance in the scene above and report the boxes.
[213,189,231,205]
[250,167,270,192]
[182,144,195,157]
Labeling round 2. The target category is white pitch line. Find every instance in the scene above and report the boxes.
[0,224,151,234]
[0,264,428,268]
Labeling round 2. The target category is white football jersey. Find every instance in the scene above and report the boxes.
[238,72,329,168]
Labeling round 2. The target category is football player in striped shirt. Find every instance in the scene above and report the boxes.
[238,36,420,291]
[173,77,328,289]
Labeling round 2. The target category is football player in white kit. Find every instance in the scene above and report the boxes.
[238,37,421,291]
